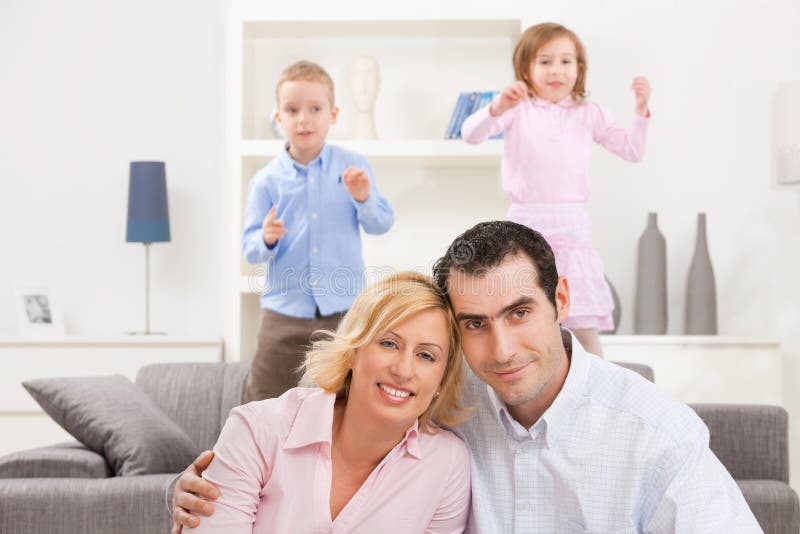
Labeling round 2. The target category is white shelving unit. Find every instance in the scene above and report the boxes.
[225,11,521,362]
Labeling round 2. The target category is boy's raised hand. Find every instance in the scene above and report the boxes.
[490,81,529,116]
[632,76,651,117]
[262,206,288,247]
[343,166,370,203]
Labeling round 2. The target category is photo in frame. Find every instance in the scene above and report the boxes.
[15,286,65,336]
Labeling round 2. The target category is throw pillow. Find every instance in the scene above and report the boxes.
[23,374,200,476]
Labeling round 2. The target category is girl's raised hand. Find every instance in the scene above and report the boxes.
[632,76,651,117]
[490,81,529,116]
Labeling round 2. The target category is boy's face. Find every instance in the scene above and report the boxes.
[275,80,338,164]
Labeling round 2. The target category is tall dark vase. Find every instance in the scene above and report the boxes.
[684,213,718,334]
[634,213,668,334]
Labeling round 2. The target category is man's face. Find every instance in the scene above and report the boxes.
[448,254,570,415]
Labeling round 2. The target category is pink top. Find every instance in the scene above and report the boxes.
[461,95,649,204]
[186,387,471,534]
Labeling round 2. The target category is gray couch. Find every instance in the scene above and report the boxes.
[0,362,797,533]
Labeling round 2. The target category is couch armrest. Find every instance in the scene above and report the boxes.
[691,404,788,482]
[0,441,111,479]
[611,361,654,382]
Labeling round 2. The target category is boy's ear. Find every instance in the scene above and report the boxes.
[274,109,282,126]
[331,105,339,123]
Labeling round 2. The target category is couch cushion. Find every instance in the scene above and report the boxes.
[738,479,800,534]
[22,375,200,476]
[0,441,111,479]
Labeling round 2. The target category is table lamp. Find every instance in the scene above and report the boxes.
[126,161,170,335]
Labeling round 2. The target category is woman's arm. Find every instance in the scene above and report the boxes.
[184,407,270,533]
[425,435,472,533]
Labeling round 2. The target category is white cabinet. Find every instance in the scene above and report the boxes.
[0,336,223,456]
[225,12,522,362]
[602,335,782,404]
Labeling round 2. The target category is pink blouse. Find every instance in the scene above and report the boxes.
[185,387,471,534]
[461,95,649,204]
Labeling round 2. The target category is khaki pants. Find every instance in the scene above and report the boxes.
[242,307,344,403]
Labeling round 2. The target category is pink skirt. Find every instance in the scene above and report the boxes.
[508,202,614,331]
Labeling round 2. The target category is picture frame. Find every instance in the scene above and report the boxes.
[15,286,65,336]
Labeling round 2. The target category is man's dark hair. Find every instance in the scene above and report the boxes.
[433,221,559,308]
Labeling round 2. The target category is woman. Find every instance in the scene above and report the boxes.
[185,272,471,533]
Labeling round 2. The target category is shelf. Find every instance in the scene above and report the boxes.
[600,335,780,347]
[241,139,502,166]
[0,336,223,347]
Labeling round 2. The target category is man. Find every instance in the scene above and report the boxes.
[171,221,761,533]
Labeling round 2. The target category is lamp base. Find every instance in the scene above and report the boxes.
[128,331,167,336]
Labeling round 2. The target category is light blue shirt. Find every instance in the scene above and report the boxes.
[454,330,762,533]
[242,144,394,318]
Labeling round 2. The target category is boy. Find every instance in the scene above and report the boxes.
[241,60,394,402]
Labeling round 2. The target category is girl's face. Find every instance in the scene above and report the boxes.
[528,35,579,103]
[347,308,450,432]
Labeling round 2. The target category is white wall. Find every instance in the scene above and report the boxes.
[3,0,798,340]
[1,0,799,457]
[0,0,224,337]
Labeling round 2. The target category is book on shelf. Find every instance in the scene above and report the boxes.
[444,90,503,140]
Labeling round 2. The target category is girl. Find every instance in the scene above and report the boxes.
[461,22,651,356]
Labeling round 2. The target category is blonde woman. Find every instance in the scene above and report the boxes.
[185,272,470,533]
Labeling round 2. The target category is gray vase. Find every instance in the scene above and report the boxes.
[684,213,718,334]
[634,213,668,334]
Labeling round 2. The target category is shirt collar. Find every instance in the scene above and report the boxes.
[484,328,590,447]
[282,388,423,460]
[530,94,577,109]
[540,328,590,445]
[283,388,336,450]
[277,143,332,177]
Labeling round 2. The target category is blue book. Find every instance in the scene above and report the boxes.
[444,93,470,139]
[454,92,479,139]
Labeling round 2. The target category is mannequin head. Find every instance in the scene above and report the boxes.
[348,56,380,113]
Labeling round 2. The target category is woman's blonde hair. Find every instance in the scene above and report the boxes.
[302,271,467,433]
[513,22,588,103]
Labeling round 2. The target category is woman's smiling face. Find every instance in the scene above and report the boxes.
[347,308,450,430]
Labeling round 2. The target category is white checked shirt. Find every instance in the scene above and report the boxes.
[453,331,762,533]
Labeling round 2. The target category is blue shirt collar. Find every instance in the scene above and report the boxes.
[277,143,332,177]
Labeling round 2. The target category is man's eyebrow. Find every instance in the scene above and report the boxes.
[455,296,534,322]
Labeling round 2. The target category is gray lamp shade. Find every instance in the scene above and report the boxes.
[126,161,170,243]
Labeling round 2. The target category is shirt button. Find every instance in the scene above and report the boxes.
[310,280,318,286]
[312,247,319,253]
[311,212,318,219]
[309,177,315,184]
